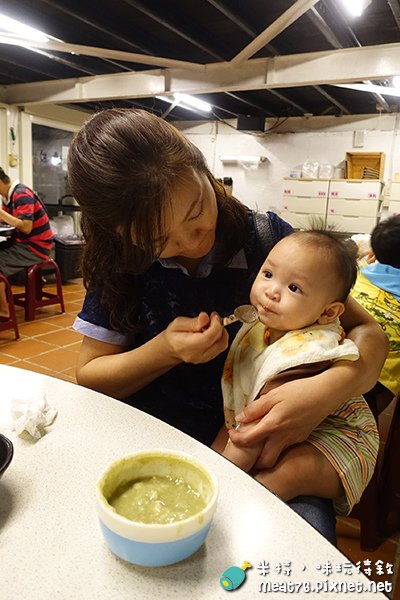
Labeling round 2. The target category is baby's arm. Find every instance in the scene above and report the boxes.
[222,420,264,472]
[211,425,229,453]
[212,417,264,472]
[218,379,278,470]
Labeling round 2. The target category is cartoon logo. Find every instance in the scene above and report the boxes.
[220,561,252,591]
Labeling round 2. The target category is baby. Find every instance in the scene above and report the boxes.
[219,230,379,515]
[351,214,400,402]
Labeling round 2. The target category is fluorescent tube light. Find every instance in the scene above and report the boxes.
[0,14,51,43]
[393,76,400,89]
[173,93,212,113]
[334,83,400,98]
[339,0,372,17]
[156,94,212,114]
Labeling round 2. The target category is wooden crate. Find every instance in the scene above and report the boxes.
[344,152,385,180]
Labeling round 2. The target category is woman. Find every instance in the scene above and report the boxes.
[68,108,388,542]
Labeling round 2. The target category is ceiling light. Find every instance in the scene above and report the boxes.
[334,83,400,98]
[339,0,372,17]
[156,95,172,102]
[392,76,400,89]
[173,93,212,113]
[0,14,51,42]
[50,152,62,166]
[156,94,212,114]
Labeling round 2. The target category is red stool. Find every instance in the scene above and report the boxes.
[13,259,65,321]
[0,273,19,339]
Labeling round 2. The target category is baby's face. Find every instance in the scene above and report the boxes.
[250,236,340,332]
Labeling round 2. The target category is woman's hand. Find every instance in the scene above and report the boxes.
[77,311,228,399]
[162,311,228,364]
[227,377,326,469]
[227,355,378,469]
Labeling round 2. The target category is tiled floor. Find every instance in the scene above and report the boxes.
[0,277,399,598]
[0,279,84,382]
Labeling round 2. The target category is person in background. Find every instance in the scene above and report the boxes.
[219,230,379,517]
[67,108,388,543]
[0,167,53,318]
[351,215,400,406]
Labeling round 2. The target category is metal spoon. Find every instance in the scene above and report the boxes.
[222,305,259,326]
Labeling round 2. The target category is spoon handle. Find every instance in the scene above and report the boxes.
[222,314,239,326]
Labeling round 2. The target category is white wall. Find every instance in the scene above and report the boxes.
[2,104,400,215]
[177,113,400,213]
[0,105,21,181]
[0,106,8,170]
[0,104,86,186]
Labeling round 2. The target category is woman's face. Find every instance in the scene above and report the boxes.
[152,171,218,260]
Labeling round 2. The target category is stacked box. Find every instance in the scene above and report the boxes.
[388,182,400,216]
[326,181,382,234]
[281,179,329,229]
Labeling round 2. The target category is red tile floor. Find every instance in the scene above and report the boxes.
[0,277,399,598]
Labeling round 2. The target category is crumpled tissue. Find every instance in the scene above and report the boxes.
[11,394,57,440]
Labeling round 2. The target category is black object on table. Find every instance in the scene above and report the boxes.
[0,434,13,479]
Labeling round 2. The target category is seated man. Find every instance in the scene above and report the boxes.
[351,215,400,404]
[0,167,53,318]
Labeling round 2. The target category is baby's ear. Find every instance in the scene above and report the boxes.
[317,302,345,324]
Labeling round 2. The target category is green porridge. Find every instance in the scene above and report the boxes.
[109,475,207,524]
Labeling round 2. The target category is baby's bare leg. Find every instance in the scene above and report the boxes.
[255,442,343,501]
[222,420,264,472]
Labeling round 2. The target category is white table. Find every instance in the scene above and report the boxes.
[0,224,15,243]
[0,365,389,599]
[0,225,15,233]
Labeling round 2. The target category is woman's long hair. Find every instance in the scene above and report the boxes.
[68,108,248,333]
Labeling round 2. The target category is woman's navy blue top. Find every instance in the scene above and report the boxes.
[74,210,292,445]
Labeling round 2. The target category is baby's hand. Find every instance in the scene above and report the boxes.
[365,251,376,264]
[163,311,228,364]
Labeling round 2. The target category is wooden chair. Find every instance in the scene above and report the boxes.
[349,383,399,551]
[13,259,65,321]
[380,394,400,534]
[0,273,19,340]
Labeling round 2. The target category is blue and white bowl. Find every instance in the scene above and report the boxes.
[96,449,218,567]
